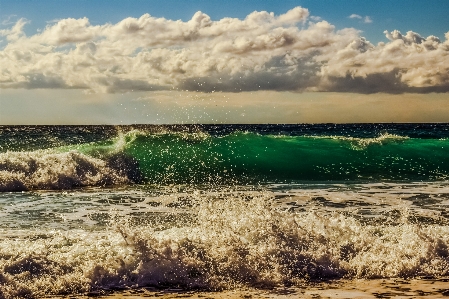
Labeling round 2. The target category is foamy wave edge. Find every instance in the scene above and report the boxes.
[0,195,448,297]
[0,150,130,191]
[311,133,410,150]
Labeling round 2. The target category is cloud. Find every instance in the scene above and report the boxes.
[1,15,18,26]
[319,31,449,93]
[349,14,372,24]
[0,18,28,41]
[349,14,362,19]
[0,7,448,94]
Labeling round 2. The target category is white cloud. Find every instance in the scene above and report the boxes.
[364,16,373,24]
[0,18,28,41]
[1,15,18,26]
[349,14,373,24]
[349,14,362,19]
[0,7,447,94]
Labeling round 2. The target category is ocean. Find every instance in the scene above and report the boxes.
[0,124,449,298]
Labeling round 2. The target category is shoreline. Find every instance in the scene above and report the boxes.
[46,278,449,298]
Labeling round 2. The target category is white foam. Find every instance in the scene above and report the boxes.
[0,150,128,191]
[0,192,448,297]
[314,133,410,150]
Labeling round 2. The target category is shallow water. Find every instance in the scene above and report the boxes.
[1,183,449,298]
[44,278,449,299]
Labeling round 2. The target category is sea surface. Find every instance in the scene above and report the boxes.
[0,124,449,298]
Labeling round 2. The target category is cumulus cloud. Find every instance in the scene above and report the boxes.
[0,7,448,94]
[0,18,28,41]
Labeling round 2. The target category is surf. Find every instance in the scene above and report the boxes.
[1,125,449,191]
[0,193,448,298]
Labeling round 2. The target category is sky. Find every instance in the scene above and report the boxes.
[0,0,448,124]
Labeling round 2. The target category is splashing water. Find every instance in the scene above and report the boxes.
[2,125,449,191]
[0,189,448,298]
[1,124,449,298]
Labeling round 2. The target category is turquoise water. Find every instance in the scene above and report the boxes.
[1,124,449,190]
[122,131,449,183]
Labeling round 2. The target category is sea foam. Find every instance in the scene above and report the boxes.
[0,150,128,191]
[0,193,448,298]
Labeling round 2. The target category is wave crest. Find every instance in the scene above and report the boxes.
[330,133,410,150]
[0,150,129,191]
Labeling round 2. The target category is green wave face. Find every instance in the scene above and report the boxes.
[119,131,449,183]
[2,125,449,189]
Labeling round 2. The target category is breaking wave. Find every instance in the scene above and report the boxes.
[1,128,449,191]
[0,194,448,297]
[319,132,410,150]
[0,150,138,191]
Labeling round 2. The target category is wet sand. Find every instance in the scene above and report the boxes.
[47,278,449,298]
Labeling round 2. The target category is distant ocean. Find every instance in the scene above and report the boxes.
[1,124,449,298]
